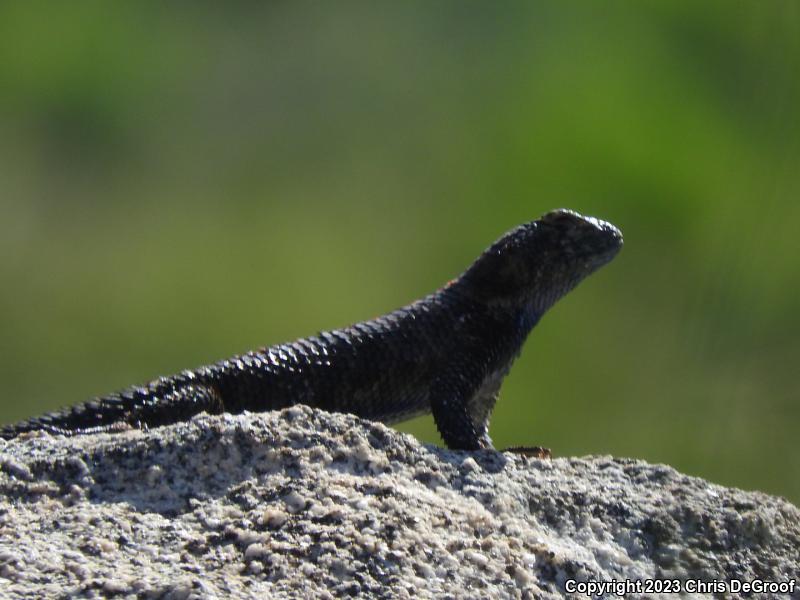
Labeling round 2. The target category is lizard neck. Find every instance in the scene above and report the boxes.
[439,278,542,333]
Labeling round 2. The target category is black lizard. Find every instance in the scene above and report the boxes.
[1,209,622,450]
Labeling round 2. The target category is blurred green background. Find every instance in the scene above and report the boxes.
[1,3,798,503]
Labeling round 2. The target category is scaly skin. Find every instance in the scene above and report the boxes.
[1,209,622,449]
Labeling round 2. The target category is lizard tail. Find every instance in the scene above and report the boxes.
[1,379,224,439]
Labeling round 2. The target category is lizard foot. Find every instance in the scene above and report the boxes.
[503,445,552,459]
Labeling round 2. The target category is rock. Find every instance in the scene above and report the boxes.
[0,407,798,599]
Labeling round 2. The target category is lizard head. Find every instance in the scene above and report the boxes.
[460,209,623,314]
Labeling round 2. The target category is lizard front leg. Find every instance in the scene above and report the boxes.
[430,372,495,451]
[430,369,551,457]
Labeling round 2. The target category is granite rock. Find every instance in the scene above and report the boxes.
[1,407,798,599]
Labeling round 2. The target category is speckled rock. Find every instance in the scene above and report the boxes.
[1,407,798,599]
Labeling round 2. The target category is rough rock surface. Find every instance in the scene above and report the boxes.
[0,407,798,599]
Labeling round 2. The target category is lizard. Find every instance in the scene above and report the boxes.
[0,209,622,450]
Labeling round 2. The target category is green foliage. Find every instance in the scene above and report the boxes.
[1,3,798,502]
